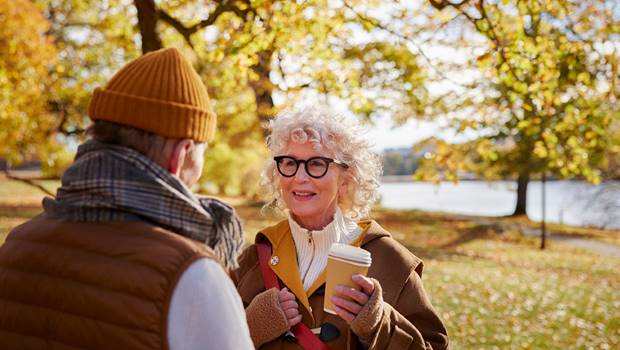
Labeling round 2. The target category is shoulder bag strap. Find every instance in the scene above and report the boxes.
[255,241,330,350]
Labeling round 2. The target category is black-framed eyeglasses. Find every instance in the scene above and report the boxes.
[274,156,348,179]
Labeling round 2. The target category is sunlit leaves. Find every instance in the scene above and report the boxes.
[419,0,619,189]
[0,0,57,166]
[343,42,428,122]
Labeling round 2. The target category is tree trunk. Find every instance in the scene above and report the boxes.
[249,49,275,137]
[512,171,529,216]
[134,0,163,54]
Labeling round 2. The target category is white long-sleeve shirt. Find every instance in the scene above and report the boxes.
[167,258,253,350]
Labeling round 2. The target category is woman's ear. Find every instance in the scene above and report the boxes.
[338,171,351,197]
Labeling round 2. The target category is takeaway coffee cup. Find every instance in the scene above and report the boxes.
[324,243,372,314]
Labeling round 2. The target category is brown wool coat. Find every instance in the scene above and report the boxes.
[0,214,218,350]
[231,219,450,350]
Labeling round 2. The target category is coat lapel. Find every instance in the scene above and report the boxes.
[259,221,311,314]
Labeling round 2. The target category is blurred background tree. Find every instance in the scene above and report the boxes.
[415,0,620,215]
[0,0,59,172]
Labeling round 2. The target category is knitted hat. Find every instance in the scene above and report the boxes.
[88,47,216,142]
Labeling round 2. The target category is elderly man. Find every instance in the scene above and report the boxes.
[0,48,253,349]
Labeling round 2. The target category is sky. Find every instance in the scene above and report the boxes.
[365,117,443,152]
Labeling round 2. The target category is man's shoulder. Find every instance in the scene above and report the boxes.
[7,213,219,265]
[179,257,229,283]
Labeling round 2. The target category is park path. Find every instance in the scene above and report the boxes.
[467,217,620,258]
[550,235,620,257]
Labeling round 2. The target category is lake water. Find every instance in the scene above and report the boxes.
[379,180,620,229]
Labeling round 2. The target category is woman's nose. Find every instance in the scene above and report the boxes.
[293,164,311,181]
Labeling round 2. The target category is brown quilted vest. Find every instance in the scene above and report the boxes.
[0,213,219,350]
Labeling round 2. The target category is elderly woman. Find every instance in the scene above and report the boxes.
[232,108,449,350]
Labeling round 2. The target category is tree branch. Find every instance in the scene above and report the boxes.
[2,170,55,197]
[448,0,524,84]
[156,8,194,48]
[426,0,526,87]
[48,100,86,137]
[157,0,255,48]
[343,1,476,89]
[187,2,254,33]
[273,51,310,92]
[429,0,473,10]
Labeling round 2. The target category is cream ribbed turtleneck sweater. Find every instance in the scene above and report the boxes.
[288,208,362,291]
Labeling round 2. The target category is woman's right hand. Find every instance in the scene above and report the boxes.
[278,288,302,327]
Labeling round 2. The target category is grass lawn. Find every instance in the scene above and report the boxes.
[365,209,620,350]
[1,179,618,349]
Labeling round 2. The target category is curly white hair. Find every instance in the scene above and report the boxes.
[260,107,382,219]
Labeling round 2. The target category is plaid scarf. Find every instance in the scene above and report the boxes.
[43,140,243,269]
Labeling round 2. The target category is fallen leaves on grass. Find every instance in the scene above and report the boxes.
[423,240,620,349]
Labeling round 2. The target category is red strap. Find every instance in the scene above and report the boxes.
[256,242,280,289]
[291,323,330,350]
[256,241,330,350]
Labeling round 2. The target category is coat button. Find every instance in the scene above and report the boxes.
[319,322,340,342]
[270,255,280,266]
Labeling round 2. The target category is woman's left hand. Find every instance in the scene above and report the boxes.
[331,274,376,324]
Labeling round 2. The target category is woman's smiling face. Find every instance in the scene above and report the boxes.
[278,141,347,230]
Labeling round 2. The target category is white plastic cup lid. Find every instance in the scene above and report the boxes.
[328,243,372,266]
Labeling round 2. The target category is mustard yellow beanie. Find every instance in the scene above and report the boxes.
[88,47,216,142]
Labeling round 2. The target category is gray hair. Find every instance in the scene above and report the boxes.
[260,107,382,219]
[87,120,206,166]
[88,120,172,159]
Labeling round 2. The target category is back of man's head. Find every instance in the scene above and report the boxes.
[87,120,171,163]
[88,47,216,143]
[86,48,214,186]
